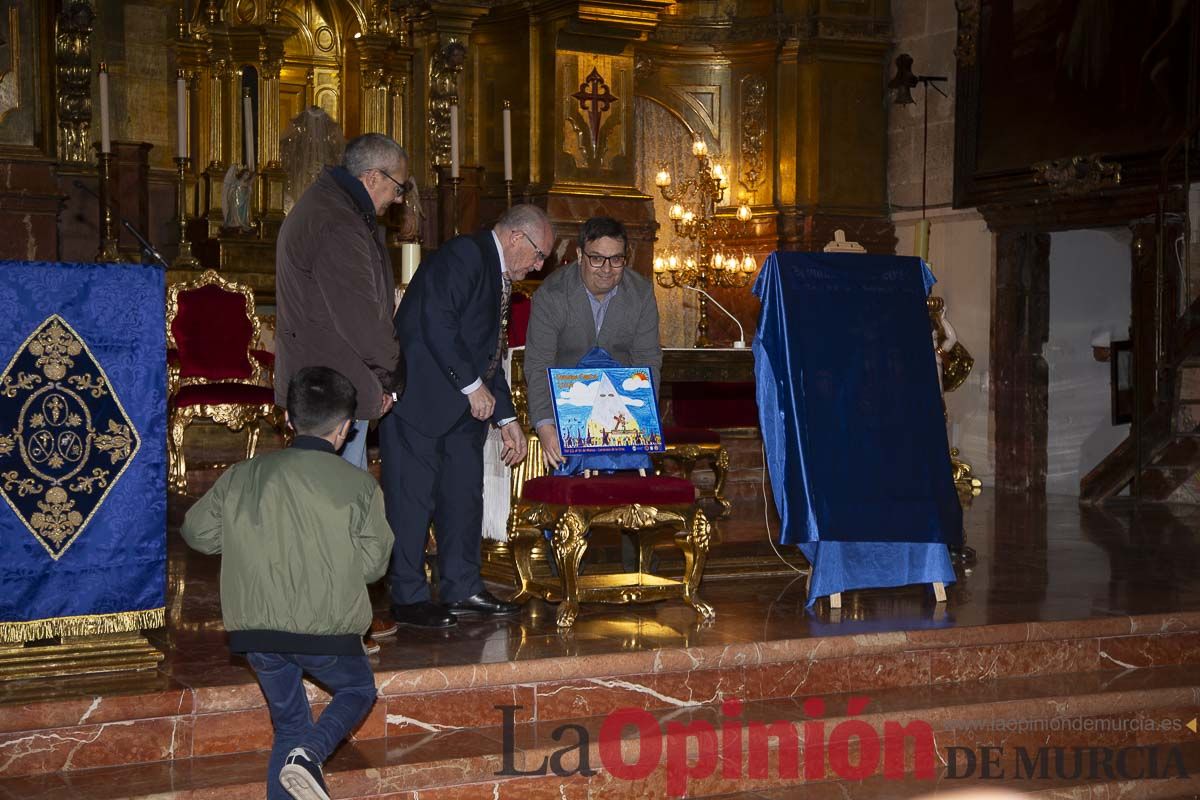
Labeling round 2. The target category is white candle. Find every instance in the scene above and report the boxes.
[449,103,459,179]
[400,242,421,285]
[98,64,111,154]
[176,73,188,159]
[502,101,512,181]
[243,91,254,171]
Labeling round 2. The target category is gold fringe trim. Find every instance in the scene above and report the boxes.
[0,607,164,644]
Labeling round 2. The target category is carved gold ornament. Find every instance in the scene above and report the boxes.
[0,315,140,560]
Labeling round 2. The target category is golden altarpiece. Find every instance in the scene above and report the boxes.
[0,0,993,670]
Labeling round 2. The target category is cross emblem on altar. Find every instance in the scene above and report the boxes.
[572,68,617,150]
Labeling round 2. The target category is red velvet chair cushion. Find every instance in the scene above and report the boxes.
[662,425,721,445]
[508,293,531,348]
[672,382,758,428]
[522,475,696,506]
[173,382,275,408]
[172,284,255,381]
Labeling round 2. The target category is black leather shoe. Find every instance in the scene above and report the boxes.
[391,601,456,629]
[445,590,520,617]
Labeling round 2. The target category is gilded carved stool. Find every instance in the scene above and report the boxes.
[508,475,715,628]
[653,426,731,518]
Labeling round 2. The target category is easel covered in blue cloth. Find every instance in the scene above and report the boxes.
[752,241,961,608]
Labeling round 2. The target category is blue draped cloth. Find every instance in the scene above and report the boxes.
[752,252,960,606]
[0,261,166,641]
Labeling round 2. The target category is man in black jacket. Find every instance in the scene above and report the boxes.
[381,204,553,628]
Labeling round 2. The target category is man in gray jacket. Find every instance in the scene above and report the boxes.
[182,367,393,800]
[524,216,663,469]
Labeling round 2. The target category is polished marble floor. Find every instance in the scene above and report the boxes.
[137,491,1200,697]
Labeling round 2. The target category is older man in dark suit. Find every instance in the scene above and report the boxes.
[524,216,663,470]
[380,204,553,628]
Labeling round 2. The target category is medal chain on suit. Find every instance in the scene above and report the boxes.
[484,275,512,381]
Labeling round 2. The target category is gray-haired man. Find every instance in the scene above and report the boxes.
[275,133,409,648]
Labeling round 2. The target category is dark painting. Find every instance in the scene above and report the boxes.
[976,0,1192,174]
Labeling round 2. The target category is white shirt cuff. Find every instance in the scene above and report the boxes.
[497,417,517,427]
[461,378,482,394]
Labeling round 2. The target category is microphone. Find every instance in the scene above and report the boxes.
[682,285,746,348]
[71,180,169,268]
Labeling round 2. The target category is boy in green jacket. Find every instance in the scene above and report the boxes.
[182,366,394,800]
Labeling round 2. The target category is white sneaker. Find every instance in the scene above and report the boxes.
[279,747,330,800]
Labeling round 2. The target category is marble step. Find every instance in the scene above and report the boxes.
[1,668,1196,799]
[3,611,1200,780]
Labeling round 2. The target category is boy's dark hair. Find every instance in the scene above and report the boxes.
[578,216,627,251]
[286,367,357,437]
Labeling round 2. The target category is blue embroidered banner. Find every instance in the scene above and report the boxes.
[753,252,960,605]
[0,261,166,641]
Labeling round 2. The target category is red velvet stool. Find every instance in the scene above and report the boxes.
[508,475,716,627]
[654,425,731,518]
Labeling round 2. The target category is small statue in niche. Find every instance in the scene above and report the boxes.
[222,164,255,232]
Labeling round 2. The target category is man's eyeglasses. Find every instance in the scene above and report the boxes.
[376,169,408,196]
[583,251,626,270]
[518,229,547,263]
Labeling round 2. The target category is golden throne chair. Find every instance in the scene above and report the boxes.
[166,269,283,494]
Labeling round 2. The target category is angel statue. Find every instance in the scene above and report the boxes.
[222,165,254,232]
[928,295,982,517]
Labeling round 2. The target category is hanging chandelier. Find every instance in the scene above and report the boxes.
[652,134,756,348]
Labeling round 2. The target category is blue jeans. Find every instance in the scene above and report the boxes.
[246,651,377,800]
[340,420,370,470]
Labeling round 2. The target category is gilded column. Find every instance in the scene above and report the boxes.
[55,1,96,164]
[389,75,407,146]
[356,34,392,135]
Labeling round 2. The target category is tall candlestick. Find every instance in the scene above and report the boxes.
[400,242,421,285]
[502,100,512,182]
[176,71,188,159]
[449,103,459,179]
[98,63,111,154]
[915,218,930,262]
[243,90,254,171]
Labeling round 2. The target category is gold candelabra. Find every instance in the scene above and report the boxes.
[95,149,121,263]
[173,157,199,268]
[653,134,756,347]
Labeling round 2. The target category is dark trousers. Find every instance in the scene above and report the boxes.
[246,651,376,800]
[380,410,486,605]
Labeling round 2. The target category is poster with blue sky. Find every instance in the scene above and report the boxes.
[548,367,664,455]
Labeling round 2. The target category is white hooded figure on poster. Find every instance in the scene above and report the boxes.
[580,373,644,446]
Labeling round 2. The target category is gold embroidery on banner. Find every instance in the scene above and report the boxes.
[95,420,132,463]
[28,320,82,380]
[2,470,43,496]
[0,315,142,560]
[29,487,83,546]
[69,468,110,494]
[68,373,108,398]
[1,372,40,398]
